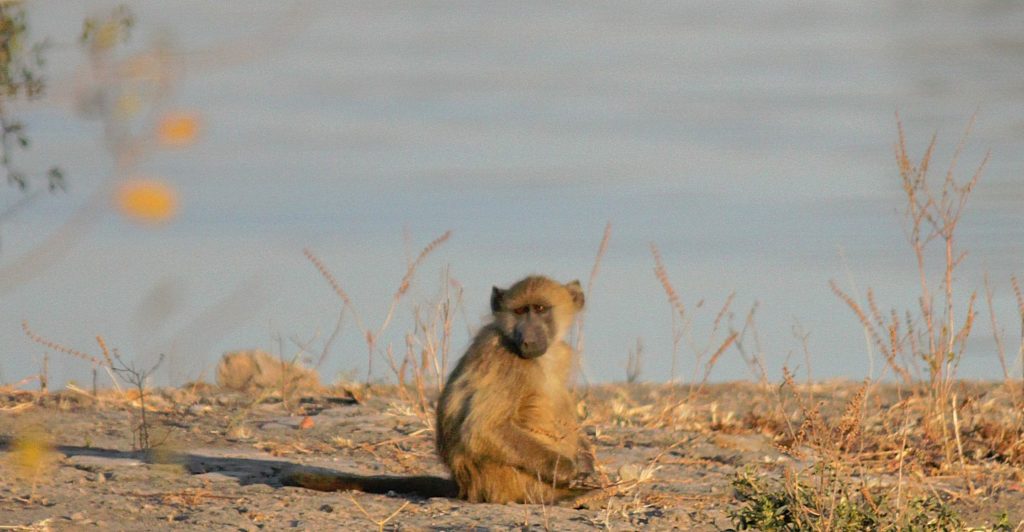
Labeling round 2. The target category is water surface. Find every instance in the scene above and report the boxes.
[3,1,1023,385]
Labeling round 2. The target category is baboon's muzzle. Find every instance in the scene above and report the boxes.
[513,317,549,359]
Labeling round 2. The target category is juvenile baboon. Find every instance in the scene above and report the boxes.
[281,275,594,503]
[436,275,595,503]
[215,350,320,395]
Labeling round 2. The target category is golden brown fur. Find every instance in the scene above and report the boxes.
[215,350,320,395]
[436,275,594,503]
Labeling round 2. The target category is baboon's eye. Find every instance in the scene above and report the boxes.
[531,304,548,314]
[513,306,529,315]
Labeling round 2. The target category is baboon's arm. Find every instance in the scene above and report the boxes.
[486,421,579,485]
[468,387,580,484]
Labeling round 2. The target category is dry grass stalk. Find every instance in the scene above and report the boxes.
[0,375,39,393]
[830,282,913,386]
[650,243,686,318]
[650,243,739,393]
[311,308,346,370]
[346,493,410,532]
[22,321,103,367]
[22,321,123,395]
[302,248,354,307]
[304,230,451,386]
[984,274,1011,383]
[574,221,612,362]
[1013,274,1024,390]
[625,338,643,383]
[731,302,770,387]
[650,243,687,384]
[381,266,461,427]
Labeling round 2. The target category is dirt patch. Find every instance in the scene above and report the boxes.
[0,382,1020,530]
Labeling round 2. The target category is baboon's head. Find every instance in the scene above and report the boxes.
[490,276,585,359]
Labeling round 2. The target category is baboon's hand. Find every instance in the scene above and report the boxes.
[575,446,595,479]
[542,453,580,485]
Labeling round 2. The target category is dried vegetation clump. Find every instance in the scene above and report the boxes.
[215,350,321,396]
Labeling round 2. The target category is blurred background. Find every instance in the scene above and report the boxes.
[2,1,1022,388]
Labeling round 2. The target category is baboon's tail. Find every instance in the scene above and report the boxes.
[280,466,458,499]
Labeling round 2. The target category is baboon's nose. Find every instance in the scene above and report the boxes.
[517,335,548,359]
[513,320,548,358]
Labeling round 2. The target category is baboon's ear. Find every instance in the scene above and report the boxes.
[490,286,505,313]
[565,280,585,310]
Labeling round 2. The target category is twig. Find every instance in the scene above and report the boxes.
[574,222,612,361]
[346,493,410,532]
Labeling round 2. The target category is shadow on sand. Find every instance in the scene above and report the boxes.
[0,436,457,500]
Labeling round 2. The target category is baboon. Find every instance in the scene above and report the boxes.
[281,275,594,504]
[215,350,320,394]
[436,275,595,503]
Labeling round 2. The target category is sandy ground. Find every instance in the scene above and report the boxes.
[0,382,1021,531]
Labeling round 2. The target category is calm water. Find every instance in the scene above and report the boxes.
[3,1,1023,386]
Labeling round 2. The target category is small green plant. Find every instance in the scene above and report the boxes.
[730,466,881,531]
[990,512,1013,532]
[730,466,963,531]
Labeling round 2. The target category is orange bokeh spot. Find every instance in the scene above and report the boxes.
[116,180,179,223]
[157,112,200,146]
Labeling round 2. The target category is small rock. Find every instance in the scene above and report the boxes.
[319,504,333,513]
[188,404,212,415]
[617,464,641,482]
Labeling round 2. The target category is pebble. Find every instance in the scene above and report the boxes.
[617,464,641,482]
[189,404,213,415]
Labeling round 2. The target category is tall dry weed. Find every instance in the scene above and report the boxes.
[831,115,988,466]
